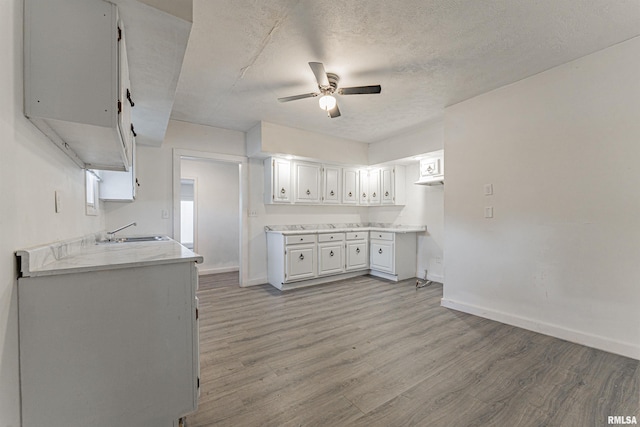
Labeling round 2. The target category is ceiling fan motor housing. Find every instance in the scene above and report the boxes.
[324,73,340,93]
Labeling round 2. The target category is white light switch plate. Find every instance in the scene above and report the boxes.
[55,191,62,213]
[484,184,493,195]
[484,206,494,218]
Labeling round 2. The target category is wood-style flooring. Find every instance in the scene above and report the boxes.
[187,272,639,427]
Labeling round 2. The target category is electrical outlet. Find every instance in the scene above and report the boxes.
[435,257,442,264]
[161,209,169,219]
[249,210,258,217]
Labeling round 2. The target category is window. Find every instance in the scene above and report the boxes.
[85,170,100,216]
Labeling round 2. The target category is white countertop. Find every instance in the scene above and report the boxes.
[16,235,203,278]
[265,223,427,235]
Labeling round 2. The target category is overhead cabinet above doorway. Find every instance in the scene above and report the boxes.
[23,0,192,171]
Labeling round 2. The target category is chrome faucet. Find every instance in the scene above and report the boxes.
[107,222,137,241]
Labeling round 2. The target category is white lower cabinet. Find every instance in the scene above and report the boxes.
[369,232,417,281]
[267,229,418,290]
[18,262,199,427]
[346,232,369,271]
[286,244,316,281]
[370,241,394,273]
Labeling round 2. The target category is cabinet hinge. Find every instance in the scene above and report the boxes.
[117,100,122,114]
[117,26,122,42]
[197,377,200,389]
[130,123,137,137]
[195,308,199,320]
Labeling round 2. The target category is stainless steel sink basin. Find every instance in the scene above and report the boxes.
[97,236,169,244]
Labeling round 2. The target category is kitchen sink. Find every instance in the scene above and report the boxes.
[97,235,170,244]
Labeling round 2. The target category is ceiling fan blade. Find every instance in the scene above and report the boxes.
[309,62,330,88]
[338,85,382,95]
[328,103,341,118]
[277,92,319,102]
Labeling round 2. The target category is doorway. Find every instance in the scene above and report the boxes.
[172,149,248,285]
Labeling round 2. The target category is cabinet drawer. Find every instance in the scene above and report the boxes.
[346,231,368,241]
[285,234,317,245]
[371,231,394,241]
[318,233,344,243]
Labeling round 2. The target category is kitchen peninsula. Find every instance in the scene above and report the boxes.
[266,223,426,290]
[16,234,202,427]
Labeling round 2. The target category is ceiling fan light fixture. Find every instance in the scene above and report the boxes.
[318,95,336,111]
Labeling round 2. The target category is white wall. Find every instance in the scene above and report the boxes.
[1,1,105,424]
[181,158,240,274]
[248,121,369,165]
[103,120,245,236]
[443,37,640,359]
[368,118,443,165]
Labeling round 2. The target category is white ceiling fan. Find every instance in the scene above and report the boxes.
[278,62,382,118]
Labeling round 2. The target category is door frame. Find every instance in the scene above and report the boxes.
[172,149,248,286]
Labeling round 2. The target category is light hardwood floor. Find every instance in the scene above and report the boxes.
[187,272,639,427]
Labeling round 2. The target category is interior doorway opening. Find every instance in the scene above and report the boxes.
[172,149,248,286]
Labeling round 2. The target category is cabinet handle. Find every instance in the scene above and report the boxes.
[281,188,286,194]
[356,248,360,254]
[329,250,334,257]
[299,254,305,260]
[373,192,376,198]
[348,191,353,197]
[378,248,383,254]
[385,191,389,197]
[362,193,366,198]
[306,189,311,195]
[330,190,335,196]
[330,236,334,239]
[300,238,304,241]
[126,88,135,107]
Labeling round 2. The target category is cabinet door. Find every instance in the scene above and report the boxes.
[368,169,381,205]
[381,167,394,205]
[370,241,394,273]
[318,243,344,276]
[286,244,316,282]
[322,166,341,203]
[99,138,136,201]
[359,170,369,205]
[294,162,321,203]
[342,168,359,204]
[117,21,133,169]
[272,158,291,203]
[346,241,368,271]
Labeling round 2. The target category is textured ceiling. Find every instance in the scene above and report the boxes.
[171,0,640,143]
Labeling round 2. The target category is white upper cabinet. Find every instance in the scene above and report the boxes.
[342,168,359,204]
[24,0,133,171]
[99,137,137,202]
[294,161,322,203]
[415,150,444,185]
[368,169,381,205]
[265,158,292,204]
[358,170,370,205]
[322,165,341,204]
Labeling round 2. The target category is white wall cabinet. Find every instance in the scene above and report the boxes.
[24,0,134,171]
[342,168,359,204]
[359,170,370,205]
[99,137,137,201]
[265,158,292,203]
[368,169,381,205]
[415,150,444,185]
[322,165,341,203]
[294,161,321,203]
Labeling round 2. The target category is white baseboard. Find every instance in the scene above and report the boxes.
[426,273,443,283]
[197,266,239,276]
[441,298,640,360]
[240,277,268,287]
